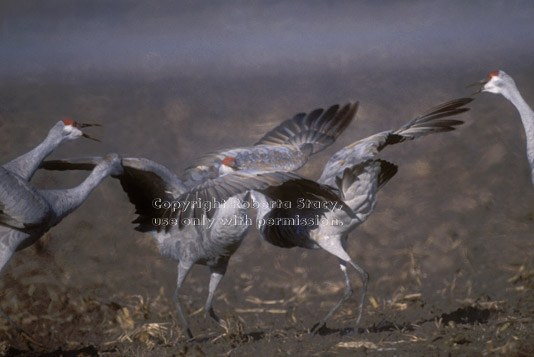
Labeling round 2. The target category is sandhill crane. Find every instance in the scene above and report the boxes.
[1,118,102,271]
[40,101,357,338]
[471,70,534,184]
[0,119,103,334]
[42,155,340,338]
[0,154,123,272]
[251,97,473,334]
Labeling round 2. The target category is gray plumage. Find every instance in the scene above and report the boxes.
[41,155,341,339]
[1,119,103,272]
[40,100,357,338]
[172,102,357,227]
[0,154,122,271]
[252,97,473,334]
[319,98,472,187]
[182,102,358,186]
[0,119,118,333]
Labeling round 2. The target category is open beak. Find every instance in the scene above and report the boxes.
[77,123,102,142]
[78,123,102,128]
[82,133,101,142]
[466,79,488,97]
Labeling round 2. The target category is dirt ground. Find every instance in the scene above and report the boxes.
[1,222,534,357]
[1,68,534,356]
[1,226,534,357]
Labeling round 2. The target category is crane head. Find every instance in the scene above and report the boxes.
[61,119,102,142]
[468,70,515,96]
[220,156,239,175]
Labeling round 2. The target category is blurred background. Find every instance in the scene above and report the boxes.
[1,0,533,352]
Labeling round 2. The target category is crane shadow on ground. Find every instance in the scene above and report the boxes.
[311,305,492,337]
[191,330,265,344]
[5,346,100,357]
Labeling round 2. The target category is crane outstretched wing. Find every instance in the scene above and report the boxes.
[170,169,350,230]
[118,158,185,231]
[255,101,358,154]
[259,159,397,249]
[40,156,186,232]
[182,101,357,187]
[319,97,472,187]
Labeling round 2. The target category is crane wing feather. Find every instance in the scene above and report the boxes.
[256,102,358,154]
[169,169,349,230]
[319,97,472,187]
[40,156,186,232]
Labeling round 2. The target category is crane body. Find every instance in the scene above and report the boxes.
[41,101,358,338]
[252,97,473,334]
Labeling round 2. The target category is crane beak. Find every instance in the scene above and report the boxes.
[466,79,488,97]
[78,123,102,128]
[82,133,102,142]
[76,123,102,142]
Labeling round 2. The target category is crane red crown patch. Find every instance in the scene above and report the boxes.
[62,118,75,126]
[489,70,499,78]
[222,157,236,166]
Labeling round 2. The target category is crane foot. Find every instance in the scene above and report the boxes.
[186,328,194,339]
[309,321,326,336]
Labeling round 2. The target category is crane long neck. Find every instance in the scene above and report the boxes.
[46,161,112,220]
[504,85,534,183]
[4,129,64,180]
[506,85,534,135]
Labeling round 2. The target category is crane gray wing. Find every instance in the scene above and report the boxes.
[0,167,50,230]
[260,160,397,249]
[181,101,358,187]
[40,156,186,232]
[259,207,324,249]
[335,159,398,219]
[255,101,358,154]
[119,157,187,232]
[335,159,398,199]
[181,151,227,188]
[319,97,472,187]
[171,169,350,230]
[318,131,391,187]
[391,97,472,141]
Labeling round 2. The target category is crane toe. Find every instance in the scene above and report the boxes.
[309,321,327,336]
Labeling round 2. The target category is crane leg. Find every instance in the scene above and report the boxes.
[310,259,352,335]
[346,258,368,332]
[205,266,227,330]
[311,237,369,335]
[0,243,15,273]
[174,262,194,339]
[1,248,43,346]
[0,308,22,334]
[0,308,42,346]
[0,247,21,332]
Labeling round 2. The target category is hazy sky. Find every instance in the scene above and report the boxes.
[1,1,533,80]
